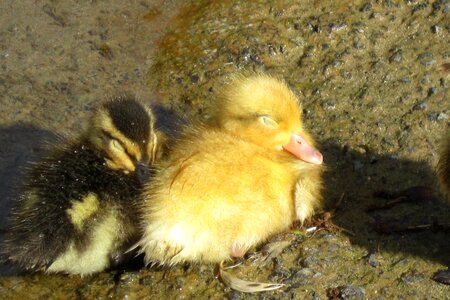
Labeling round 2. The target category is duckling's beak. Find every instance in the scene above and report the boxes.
[136,161,150,184]
[283,133,323,165]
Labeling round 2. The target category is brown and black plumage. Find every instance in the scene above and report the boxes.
[433,131,450,285]
[2,96,162,275]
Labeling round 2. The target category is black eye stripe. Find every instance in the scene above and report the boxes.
[101,129,115,141]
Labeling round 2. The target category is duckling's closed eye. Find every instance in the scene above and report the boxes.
[101,132,137,173]
[258,115,278,128]
[111,139,125,152]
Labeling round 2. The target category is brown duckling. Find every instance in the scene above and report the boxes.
[434,130,450,285]
[2,96,163,275]
[137,74,323,266]
[437,131,450,200]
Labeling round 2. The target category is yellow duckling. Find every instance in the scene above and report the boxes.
[3,96,163,275]
[138,74,323,265]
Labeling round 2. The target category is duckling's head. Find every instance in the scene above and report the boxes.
[216,74,322,165]
[88,96,159,176]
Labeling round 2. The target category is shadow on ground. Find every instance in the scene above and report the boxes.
[320,139,450,268]
[0,124,60,275]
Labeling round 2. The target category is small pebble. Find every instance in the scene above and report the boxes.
[384,0,393,8]
[339,285,366,300]
[399,77,411,84]
[360,3,372,12]
[289,268,314,286]
[427,87,437,96]
[119,272,139,285]
[432,1,443,11]
[190,74,200,83]
[429,112,449,121]
[227,290,242,300]
[174,276,185,286]
[418,52,436,66]
[437,112,449,120]
[353,40,364,49]
[431,25,441,34]
[328,244,339,252]
[300,256,318,267]
[269,268,291,281]
[329,22,347,31]
[309,291,321,300]
[389,50,402,63]
[332,59,344,67]
[353,160,364,171]
[433,270,450,285]
[400,271,424,285]
[445,4,450,13]
[320,233,337,240]
[369,12,381,19]
[421,76,431,84]
[139,276,153,285]
[322,101,336,110]
[413,101,427,110]
[341,70,352,80]
[367,253,380,267]
[412,2,428,14]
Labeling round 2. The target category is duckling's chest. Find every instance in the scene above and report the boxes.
[166,137,299,221]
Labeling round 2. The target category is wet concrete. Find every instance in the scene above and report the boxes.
[0,0,449,299]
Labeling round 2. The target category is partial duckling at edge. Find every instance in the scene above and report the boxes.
[138,74,323,266]
[434,130,450,285]
[437,131,450,201]
[2,96,163,275]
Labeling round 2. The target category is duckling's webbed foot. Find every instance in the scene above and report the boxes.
[219,261,285,293]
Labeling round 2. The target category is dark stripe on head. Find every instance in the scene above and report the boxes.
[104,97,151,145]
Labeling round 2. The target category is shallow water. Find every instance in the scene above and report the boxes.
[0,0,449,299]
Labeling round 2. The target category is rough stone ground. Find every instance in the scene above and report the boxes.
[0,0,449,299]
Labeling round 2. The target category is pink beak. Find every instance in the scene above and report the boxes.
[282,133,323,165]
